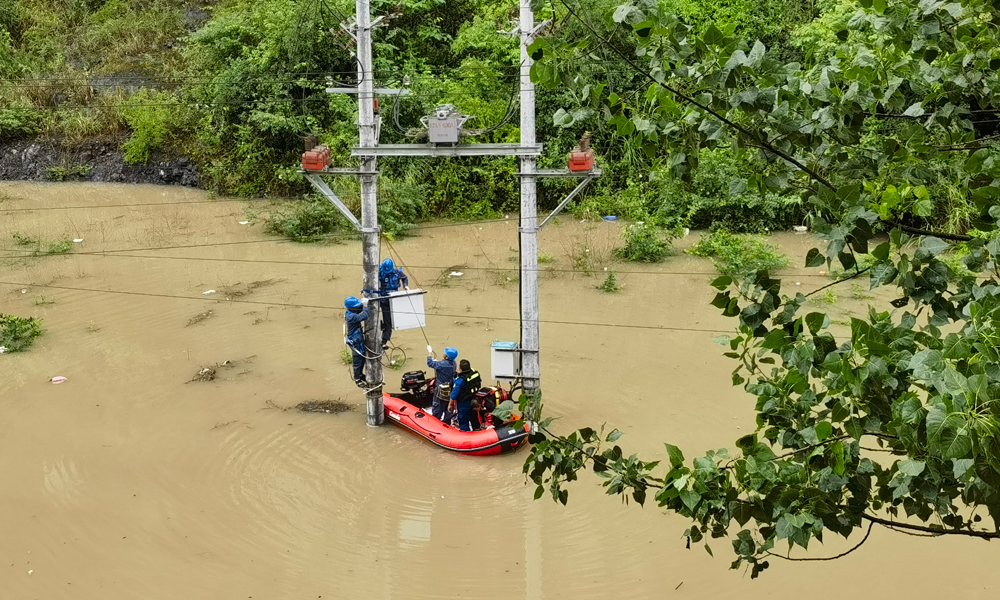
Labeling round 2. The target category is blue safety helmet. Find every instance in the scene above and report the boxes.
[444,347,458,360]
[344,296,362,309]
[380,258,395,274]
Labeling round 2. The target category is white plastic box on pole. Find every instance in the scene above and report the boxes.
[387,289,427,330]
[491,341,519,380]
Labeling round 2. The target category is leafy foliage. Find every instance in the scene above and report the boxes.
[524,0,1000,575]
[264,198,346,242]
[0,313,43,352]
[613,222,673,262]
[689,229,789,277]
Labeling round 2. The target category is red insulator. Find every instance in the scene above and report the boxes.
[301,144,331,171]
[567,150,594,171]
[567,131,594,171]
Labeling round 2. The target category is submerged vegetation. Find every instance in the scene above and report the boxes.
[688,230,789,277]
[0,314,43,352]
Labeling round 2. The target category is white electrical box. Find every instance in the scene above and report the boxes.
[428,118,460,143]
[491,341,519,380]
[388,289,426,331]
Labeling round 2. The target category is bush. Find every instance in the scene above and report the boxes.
[120,89,190,164]
[688,229,790,278]
[0,313,43,352]
[0,99,45,141]
[265,198,345,242]
[613,222,674,263]
[653,148,805,233]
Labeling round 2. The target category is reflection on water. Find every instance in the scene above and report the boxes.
[2,181,999,599]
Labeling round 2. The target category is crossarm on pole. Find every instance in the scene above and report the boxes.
[304,173,363,231]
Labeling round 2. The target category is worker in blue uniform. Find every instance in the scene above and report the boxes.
[344,296,370,387]
[449,359,482,431]
[378,258,409,349]
[426,346,458,422]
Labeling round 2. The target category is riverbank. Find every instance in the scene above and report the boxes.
[0,139,199,187]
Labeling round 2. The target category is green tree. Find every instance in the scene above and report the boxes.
[519,0,1000,577]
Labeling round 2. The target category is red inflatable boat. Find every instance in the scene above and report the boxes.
[382,370,529,456]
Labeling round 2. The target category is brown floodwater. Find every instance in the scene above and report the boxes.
[1,182,998,599]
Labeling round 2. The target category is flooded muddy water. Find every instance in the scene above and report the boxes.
[2,182,999,599]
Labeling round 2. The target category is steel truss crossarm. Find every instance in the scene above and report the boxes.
[537,173,600,230]
[304,173,362,231]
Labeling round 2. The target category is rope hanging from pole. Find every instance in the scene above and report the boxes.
[381,234,432,348]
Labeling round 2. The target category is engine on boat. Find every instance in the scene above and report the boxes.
[396,370,512,430]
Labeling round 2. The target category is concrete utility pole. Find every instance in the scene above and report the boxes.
[519,0,541,407]
[356,0,384,426]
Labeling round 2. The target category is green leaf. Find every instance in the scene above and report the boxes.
[871,242,890,262]
[534,485,545,500]
[606,428,624,443]
[710,275,733,290]
[703,23,725,46]
[665,443,685,468]
[830,441,846,477]
[805,248,825,267]
[612,4,635,23]
[900,396,925,425]
[805,312,828,334]
[940,425,973,460]
[897,459,926,476]
[815,421,833,442]
[902,102,925,117]
[679,488,702,511]
[953,458,974,479]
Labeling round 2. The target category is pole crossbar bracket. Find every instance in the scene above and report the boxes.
[299,168,378,176]
[359,226,381,233]
[537,172,601,230]
[515,168,603,177]
[351,143,542,157]
[326,87,411,95]
[303,173,363,232]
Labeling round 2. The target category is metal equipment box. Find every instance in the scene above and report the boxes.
[388,289,426,330]
[428,118,460,143]
[491,341,519,380]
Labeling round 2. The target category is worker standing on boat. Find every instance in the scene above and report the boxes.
[344,296,369,387]
[449,359,482,431]
[378,258,409,349]
[426,346,458,423]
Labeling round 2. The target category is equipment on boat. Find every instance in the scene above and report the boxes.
[384,371,528,456]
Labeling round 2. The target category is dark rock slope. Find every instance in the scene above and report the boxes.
[0,140,199,187]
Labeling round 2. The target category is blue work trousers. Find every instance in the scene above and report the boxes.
[456,400,474,432]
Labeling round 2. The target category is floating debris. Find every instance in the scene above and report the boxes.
[186,309,214,327]
[49,376,67,384]
[296,399,352,414]
[202,290,216,295]
[73,238,84,243]
[450,271,464,277]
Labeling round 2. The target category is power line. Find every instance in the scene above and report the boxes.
[0,279,733,334]
[0,243,835,278]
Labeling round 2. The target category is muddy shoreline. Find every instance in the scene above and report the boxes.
[0,139,199,187]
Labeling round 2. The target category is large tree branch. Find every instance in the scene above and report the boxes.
[887,220,972,242]
[765,521,874,561]
[862,514,1000,538]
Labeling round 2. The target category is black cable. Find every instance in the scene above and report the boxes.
[0,246,841,278]
[0,279,734,334]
